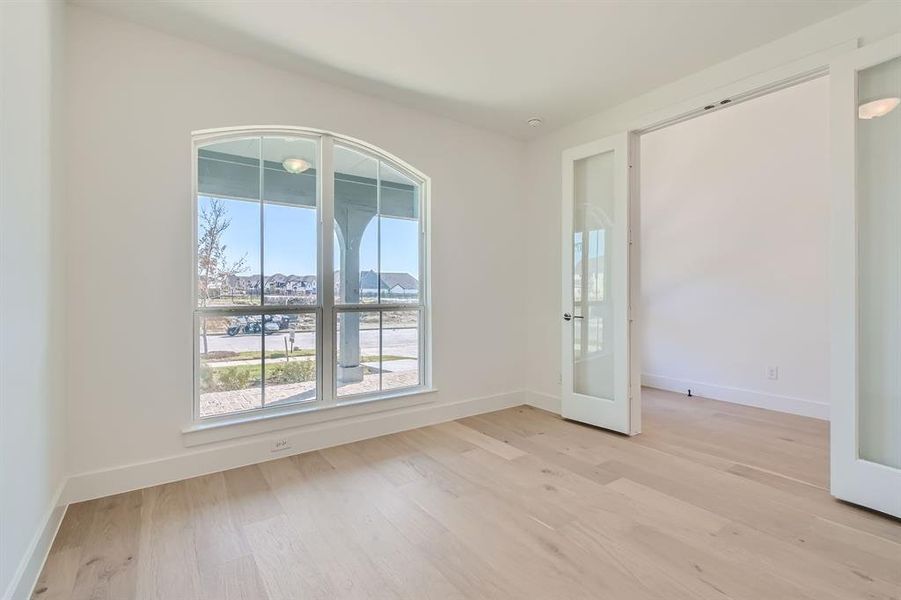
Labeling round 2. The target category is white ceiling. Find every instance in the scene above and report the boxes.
[77,0,862,139]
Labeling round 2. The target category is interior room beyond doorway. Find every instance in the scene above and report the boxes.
[639,77,831,421]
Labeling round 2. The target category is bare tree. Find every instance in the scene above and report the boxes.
[197,198,247,354]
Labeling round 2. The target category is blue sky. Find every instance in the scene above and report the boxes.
[200,196,419,277]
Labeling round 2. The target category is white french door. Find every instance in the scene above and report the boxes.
[830,33,901,518]
[561,133,639,435]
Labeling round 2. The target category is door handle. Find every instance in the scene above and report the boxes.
[563,313,584,321]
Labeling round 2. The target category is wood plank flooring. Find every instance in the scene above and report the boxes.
[34,388,901,599]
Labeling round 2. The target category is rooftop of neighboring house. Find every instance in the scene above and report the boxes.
[360,270,419,290]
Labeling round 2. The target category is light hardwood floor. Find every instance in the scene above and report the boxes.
[34,388,901,599]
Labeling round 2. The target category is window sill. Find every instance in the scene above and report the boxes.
[182,386,438,447]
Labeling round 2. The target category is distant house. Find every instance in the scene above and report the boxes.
[285,274,303,292]
[286,274,317,295]
[264,273,289,293]
[218,274,258,296]
[359,270,419,298]
[216,273,320,296]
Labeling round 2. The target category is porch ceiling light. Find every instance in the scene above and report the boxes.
[858,97,900,120]
[282,157,311,174]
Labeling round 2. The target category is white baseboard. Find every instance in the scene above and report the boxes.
[3,482,67,600]
[63,390,527,505]
[642,374,829,420]
[523,390,562,414]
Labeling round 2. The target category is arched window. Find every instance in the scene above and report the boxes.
[193,128,429,422]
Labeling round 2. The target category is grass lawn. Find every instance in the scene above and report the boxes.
[200,354,413,393]
[201,349,315,361]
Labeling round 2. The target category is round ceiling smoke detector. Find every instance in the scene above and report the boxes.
[527,117,543,128]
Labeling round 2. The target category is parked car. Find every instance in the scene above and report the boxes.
[271,314,297,330]
[225,316,281,336]
[227,316,255,336]
[262,315,281,334]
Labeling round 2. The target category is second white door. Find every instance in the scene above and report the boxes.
[561,132,639,435]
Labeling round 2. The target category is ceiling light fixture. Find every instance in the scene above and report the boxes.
[527,117,543,128]
[858,97,900,120]
[282,157,311,174]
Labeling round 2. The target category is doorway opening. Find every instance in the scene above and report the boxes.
[636,76,831,487]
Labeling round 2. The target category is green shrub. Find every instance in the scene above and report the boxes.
[201,360,316,393]
[216,366,256,391]
[199,364,215,392]
[267,360,316,384]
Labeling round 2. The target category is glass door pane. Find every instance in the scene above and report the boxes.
[857,55,901,469]
[572,150,616,400]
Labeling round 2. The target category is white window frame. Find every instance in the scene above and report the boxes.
[190,126,432,428]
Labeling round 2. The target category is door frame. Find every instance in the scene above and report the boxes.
[829,33,901,518]
[561,39,858,436]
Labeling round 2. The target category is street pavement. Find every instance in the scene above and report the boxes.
[202,327,418,358]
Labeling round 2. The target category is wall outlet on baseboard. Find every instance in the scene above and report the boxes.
[271,438,291,453]
[767,366,779,380]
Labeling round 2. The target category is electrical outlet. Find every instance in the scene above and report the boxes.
[557,372,562,385]
[767,366,779,381]
[271,438,291,453]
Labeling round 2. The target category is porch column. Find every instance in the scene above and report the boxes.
[334,203,376,384]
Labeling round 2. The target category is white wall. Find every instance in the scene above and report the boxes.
[63,6,527,495]
[523,1,901,410]
[0,2,67,598]
[640,78,830,418]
